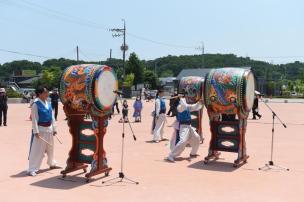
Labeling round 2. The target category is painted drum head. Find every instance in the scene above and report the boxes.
[179,76,204,104]
[59,64,118,114]
[243,71,255,111]
[94,66,118,111]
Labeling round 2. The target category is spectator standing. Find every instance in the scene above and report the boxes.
[133,96,143,122]
[0,88,8,126]
[50,89,59,121]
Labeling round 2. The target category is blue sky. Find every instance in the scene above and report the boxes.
[0,0,303,64]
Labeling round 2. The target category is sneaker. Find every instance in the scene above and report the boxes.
[28,171,37,176]
[190,154,200,158]
[167,156,175,162]
[49,165,58,169]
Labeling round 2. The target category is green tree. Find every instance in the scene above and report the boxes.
[160,69,174,77]
[33,66,62,89]
[126,53,144,89]
[124,73,135,88]
[144,70,159,89]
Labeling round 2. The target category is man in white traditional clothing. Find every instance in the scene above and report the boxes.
[167,97,203,162]
[28,87,57,176]
[152,89,167,143]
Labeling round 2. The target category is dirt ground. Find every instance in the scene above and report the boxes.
[0,100,303,202]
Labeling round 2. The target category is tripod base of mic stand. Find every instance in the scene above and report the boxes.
[259,161,290,171]
[102,172,139,185]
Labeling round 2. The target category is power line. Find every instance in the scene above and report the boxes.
[1,0,109,30]
[127,32,196,49]
[2,1,303,60]
[0,48,51,59]
[3,0,198,50]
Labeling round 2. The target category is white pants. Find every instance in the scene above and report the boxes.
[169,124,200,158]
[152,113,166,141]
[28,129,56,172]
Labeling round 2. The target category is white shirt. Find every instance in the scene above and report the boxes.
[31,98,56,134]
[155,97,165,117]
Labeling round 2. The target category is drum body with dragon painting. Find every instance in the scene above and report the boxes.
[178,76,205,141]
[203,68,255,167]
[59,64,118,182]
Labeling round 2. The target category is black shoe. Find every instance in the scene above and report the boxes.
[190,154,200,158]
[4,124,7,126]
[259,115,262,119]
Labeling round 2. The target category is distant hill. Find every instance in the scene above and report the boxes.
[144,54,304,81]
[1,53,303,91]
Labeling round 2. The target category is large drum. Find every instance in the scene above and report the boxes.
[179,76,204,104]
[204,68,255,116]
[59,64,118,113]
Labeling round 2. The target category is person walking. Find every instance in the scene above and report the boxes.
[0,88,8,126]
[166,95,175,117]
[113,99,120,114]
[252,94,262,120]
[50,89,59,121]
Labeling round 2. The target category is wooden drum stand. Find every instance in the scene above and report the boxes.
[61,104,111,182]
[204,111,249,168]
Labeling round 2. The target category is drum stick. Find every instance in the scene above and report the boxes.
[169,95,183,99]
[37,135,53,147]
[54,135,63,144]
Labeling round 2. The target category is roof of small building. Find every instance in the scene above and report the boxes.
[18,76,39,84]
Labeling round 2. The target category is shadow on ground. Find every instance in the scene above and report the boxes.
[188,160,240,172]
[10,167,62,178]
[145,139,169,144]
[30,172,109,190]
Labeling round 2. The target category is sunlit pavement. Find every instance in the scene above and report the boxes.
[0,100,303,202]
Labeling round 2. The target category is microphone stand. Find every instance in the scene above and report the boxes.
[259,99,289,171]
[102,92,139,185]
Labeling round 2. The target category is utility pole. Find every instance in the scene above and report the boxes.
[154,62,157,75]
[109,49,112,61]
[110,19,128,95]
[76,46,79,63]
[196,42,205,68]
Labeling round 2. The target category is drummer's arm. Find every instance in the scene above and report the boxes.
[178,98,202,112]
[177,98,187,112]
[189,101,203,112]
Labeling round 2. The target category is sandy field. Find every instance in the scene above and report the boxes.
[0,100,303,202]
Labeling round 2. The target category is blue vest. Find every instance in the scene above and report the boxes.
[35,100,53,124]
[159,97,166,113]
[177,108,191,124]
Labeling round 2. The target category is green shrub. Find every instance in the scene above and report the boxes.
[6,88,23,98]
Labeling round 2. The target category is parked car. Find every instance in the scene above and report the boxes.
[291,92,297,97]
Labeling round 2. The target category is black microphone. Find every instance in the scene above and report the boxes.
[113,90,125,96]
